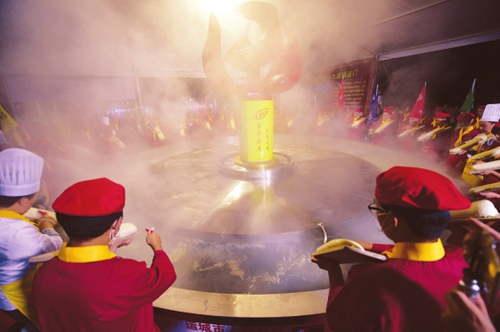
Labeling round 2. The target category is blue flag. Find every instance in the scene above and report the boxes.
[367,85,379,127]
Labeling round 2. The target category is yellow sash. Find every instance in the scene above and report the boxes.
[432,125,451,139]
[462,159,484,186]
[0,267,40,326]
[0,209,38,227]
[351,116,362,125]
[383,239,445,262]
[0,210,40,326]
[454,126,474,147]
[431,117,437,127]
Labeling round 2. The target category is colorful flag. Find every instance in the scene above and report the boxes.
[338,77,344,111]
[459,79,476,113]
[0,104,18,133]
[0,104,26,147]
[367,85,379,127]
[409,83,426,122]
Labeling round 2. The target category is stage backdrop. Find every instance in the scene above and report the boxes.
[312,58,377,115]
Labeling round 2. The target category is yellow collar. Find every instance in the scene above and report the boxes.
[383,238,445,262]
[58,243,116,263]
[0,209,38,227]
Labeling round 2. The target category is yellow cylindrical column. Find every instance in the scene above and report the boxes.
[237,93,274,165]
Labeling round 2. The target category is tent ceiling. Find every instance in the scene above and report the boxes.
[0,0,499,78]
[294,0,500,67]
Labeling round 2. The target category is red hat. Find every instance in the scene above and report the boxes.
[456,113,474,122]
[383,108,393,115]
[53,178,125,216]
[375,166,471,211]
[435,112,451,119]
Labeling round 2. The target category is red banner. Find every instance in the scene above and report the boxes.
[409,83,426,121]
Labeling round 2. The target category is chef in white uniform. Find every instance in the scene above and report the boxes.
[0,148,62,331]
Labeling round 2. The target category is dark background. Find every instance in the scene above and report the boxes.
[376,39,500,111]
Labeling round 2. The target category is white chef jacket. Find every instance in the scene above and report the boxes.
[0,217,63,310]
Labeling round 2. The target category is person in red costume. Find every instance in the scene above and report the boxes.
[396,115,425,152]
[461,104,500,187]
[420,112,453,162]
[345,108,367,141]
[314,166,475,332]
[473,105,486,130]
[368,108,397,147]
[30,178,176,332]
[446,113,481,173]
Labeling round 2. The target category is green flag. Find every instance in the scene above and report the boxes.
[460,79,476,113]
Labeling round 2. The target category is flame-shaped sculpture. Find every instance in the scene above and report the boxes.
[202,1,302,95]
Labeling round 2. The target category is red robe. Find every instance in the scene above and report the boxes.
[326,243,467,332]
[345,114,367,141]
[446,127,482,172]
[449,126,482,149]
[31,249,176,332]
[369,118,396,146]
[396,124,425,152]
[422,125,453,162]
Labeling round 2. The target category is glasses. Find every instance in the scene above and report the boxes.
[368,202,393,232]
[367,202,388,215]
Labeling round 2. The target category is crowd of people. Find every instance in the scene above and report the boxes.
[325,103,500,212]
[1,100,500,331]
[308,102,500,331]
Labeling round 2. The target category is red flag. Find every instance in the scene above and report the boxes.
[338,77,344,110]
[409,83,426,122]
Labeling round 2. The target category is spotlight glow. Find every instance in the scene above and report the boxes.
[196,0,242,16]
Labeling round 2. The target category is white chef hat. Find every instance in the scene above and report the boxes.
[480,104,500,122]
[0,148,44,197]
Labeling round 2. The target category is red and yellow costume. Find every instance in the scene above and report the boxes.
[327,241,467,332]
[324,166,488,332]
[31,244,176,332]
[446,113,481,172]
[345,109,366,141]
[30,177,177,332]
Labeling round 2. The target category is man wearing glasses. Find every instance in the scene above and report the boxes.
[315,166,473,331]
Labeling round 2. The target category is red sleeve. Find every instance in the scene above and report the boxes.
[112,250,177,312]
[150,250,177,292]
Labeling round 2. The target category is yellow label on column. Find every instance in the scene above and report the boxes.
[239,99,274,163]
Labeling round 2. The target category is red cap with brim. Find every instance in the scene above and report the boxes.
[375,166,471,211]
[435,112,451,119]
[53,178,125,216]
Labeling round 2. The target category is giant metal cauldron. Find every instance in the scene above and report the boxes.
[67,134,459,326]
